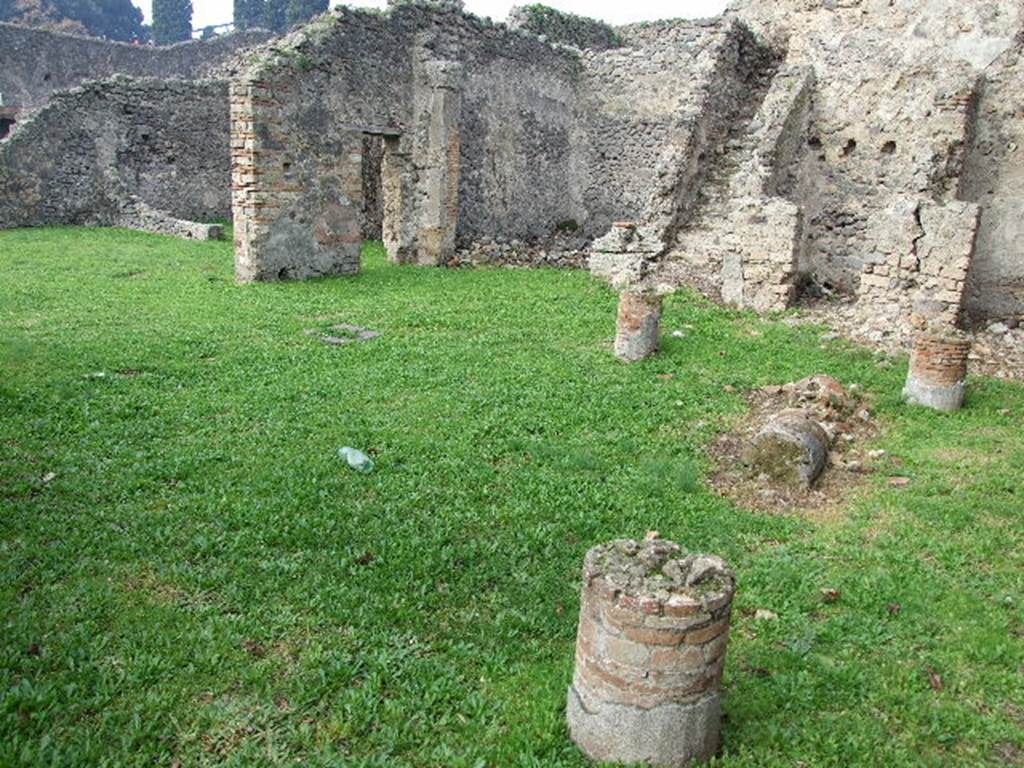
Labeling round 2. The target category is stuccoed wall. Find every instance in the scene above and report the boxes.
[0,77,230,230]
[0,22,271,114]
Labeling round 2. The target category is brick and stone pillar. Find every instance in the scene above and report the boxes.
[903,330,971,412]
[386,56,462,266]
[567,538,736,767]
[231,76,364,282]
[615,290,662,362]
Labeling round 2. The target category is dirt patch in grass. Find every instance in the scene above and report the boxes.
[123,568,217,610]
[708,377,882,520]
[304,323,381,346]
[994,742,1024,767]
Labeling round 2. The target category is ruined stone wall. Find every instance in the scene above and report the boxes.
[0,77,229,230]
[961,41,1024,320]
[728,0,1023,320]
[232,3,585,278]
[0,22,270,115]
[574,21,740,238]
[232,0,1024,317]
[232,9,415,280]
[431,7,581,242]
[235,2,800,284]
[507,4,621,50]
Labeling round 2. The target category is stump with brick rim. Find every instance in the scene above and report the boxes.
[615,290,662,362]
[903,331,970,413]
[567,538,736,767]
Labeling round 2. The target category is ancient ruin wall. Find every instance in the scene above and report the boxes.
[453,19,580,243]
[728,0,1023,320]
[0,22,270,115]
[0,77,230,230]
[506,4,621,50]
[961,41,1024,319]
[232,3,587,278]
[231,9,416,280]
[574,20,739,238]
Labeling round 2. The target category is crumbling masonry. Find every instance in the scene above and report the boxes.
[1,0,1021,328]
[224,0,1022,333]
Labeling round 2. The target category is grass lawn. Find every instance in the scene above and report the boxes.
[1,227,1022,767]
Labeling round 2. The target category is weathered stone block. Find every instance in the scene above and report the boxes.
[746,409,830,488]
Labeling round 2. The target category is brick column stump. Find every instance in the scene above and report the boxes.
[615,290,662,362]
[903,331,970,412]
[567,539,736,767]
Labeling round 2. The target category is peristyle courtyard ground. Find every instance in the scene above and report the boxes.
[1,228,1022,766]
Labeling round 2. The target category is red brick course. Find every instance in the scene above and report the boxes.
[909,333,970,387]
[570,540,735,713]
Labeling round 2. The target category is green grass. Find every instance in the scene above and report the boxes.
[1,227,1022,767]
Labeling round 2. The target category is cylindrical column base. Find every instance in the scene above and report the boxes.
[615,290,662,362]
[746,409,830,489]
[567,685,721,767]
[903,332,970,413]
[567,539,736,767]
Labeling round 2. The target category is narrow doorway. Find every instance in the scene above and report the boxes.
[361,133,385,240]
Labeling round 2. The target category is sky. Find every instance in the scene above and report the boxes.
[133,0,730,32]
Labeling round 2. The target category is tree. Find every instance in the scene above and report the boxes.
[151,0,191,44]
[80,0,146,41]
[233,0,263,31]
[262,0,286,33]
[0,0,146,41]
[284,0,325,29]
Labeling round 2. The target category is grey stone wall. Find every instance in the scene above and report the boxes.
[507,4,621,50]
[574,20,745,238]
[0,22,270,115]
[589,0,1023,323]
[231,3,587,278]
[961,40,1024,320]
[0,77,230,231]
[231,3,779,281]
[4,0,1018,319]
[730,0,1023,320]
[454,19,580,243]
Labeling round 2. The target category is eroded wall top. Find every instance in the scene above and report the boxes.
[0,22,271,113]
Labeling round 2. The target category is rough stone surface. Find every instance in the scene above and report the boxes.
[726,0,1022,325]
[0,77,232,234]
[2,0,1023,321]
[0,22,270,118]
[961,41,1024,320]
[615,290,662,362]
[903,331,971,412]
[747,409,831,489]
[507,4,621,50]
[568,539,735,767]
[0,22,271,240]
